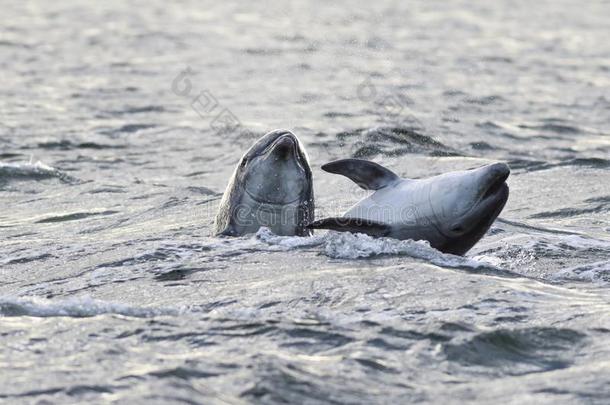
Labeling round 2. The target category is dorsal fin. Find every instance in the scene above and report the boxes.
[321,159,400,190]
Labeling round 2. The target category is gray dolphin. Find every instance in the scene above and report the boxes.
[308,159,509,255]
[214,129,314,236]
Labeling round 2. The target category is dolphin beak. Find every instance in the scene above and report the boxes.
[479,163,510,200]
[447,163,510,236]
[270,134,297,159]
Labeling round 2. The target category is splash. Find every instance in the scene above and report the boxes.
[323,231,493,270]
[256,228,496,271]
[255,227,326,249]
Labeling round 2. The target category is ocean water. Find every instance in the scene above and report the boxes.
[1,0,609,403]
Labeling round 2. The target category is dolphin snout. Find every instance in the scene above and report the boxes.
[268,129,295,138]
[271,134,297,159]
[488,162,510,180]
[477,162,510,201]
[478,162,510,186]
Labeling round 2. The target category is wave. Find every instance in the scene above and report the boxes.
[322,232,501,271]
[0,40,34,49]
[323,111,356,118]
[256,227,327,249]
[518,117,587,135]
[2,253,56,266]
[258,227,610,284]
[463,95,506,106]
[477,118,590,138]
[472,230,610,284]
[495,218,584,236]
[99,123,157,137]
[186,186,222,196]
[0,161,77,184]
[335,126,461,158]
[0,296,184,318]
[443,327,585,376]
[507,157,610,173]
[35,210,119,224]
[32,140,126,150]
[552,260,610,283]
[529,205,610,219]
[256,228,502,274]
[105,105,167,116]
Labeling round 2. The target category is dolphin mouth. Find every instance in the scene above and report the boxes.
[264,133,307,171]
[478,182,509,219]
[448,184,508,237]
[471,164,510,219]
[447,164,510,236]
[268,134,297,157]
[481,167,509,201]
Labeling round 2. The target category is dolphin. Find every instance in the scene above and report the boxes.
[214,129,314,236]
[308,159,509,255]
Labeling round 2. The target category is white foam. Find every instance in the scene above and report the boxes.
[323,231,489,269]
[256,228,493,270]
[0,296,185,318]
[0,160,55,174]
[255,227,326,249]
[0,160,74,182]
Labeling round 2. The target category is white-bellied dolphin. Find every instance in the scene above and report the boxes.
[308,159,509,255]
[214,129,314,236]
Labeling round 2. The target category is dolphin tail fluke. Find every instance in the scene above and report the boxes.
[307,217,392,237]
[321,159,400,190]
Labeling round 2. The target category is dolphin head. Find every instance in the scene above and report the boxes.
[427,163,509,255]
[238,129,312,205]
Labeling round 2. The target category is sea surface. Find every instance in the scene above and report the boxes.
[1,0,609,403]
